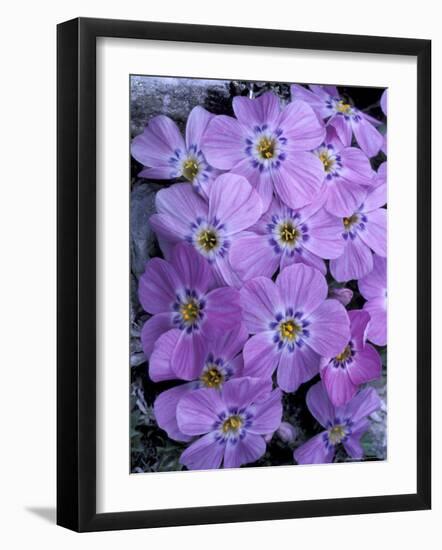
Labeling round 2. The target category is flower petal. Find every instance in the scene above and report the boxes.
[276,263,328,315]
[179,432,225,470]
[272,153,325,209]
[363,298,387,346]
[306,381,335,428]
[240,277,283,333]
[248,389,283,434]
[338,387,381,424]
[359,208,387,257]
[348,344,382,386]
[243,332,281,379]
[294,432,334,464]
[307,299,350,357]
[140,313,173,358]
[320,362,357,407]
[204,286,242,332]
[177,388,225,435]
[230,232,279,281]
[138,257,180,314]
[276,344,320,393]
[171,242,213,294]
[171,330,207,380]
[303,206,346,259]
[232,91,281,128]
[330,237,373,282]
[221,376,273,410]
[348,309,371,350]
[208,173,263,235]
[149,329,180,382]
[185,106,214,150]
[358,254,386,301]
[351,115,384,157]
[154,384,195,442]
[278,101,326,151]
[223,432,266,469]
[131,115,185,168]
[202,115,245,169]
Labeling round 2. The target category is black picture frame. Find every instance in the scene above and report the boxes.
[57,17,431,532]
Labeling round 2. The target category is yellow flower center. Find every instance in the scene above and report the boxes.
[222,415,243,433]
[319,150,335,173]
[328,424,347,445]
[257,137,276,160]
[335,345,352,363]
[182,158,199,181]
[180,299,199,323]
[280,320,301,342]
[343,214,358,230]
[200,366,224,389]
[279,222,299,244]
[197,229,218,252]
[336,100,352,114]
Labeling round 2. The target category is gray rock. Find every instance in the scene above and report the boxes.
[130,76,232,137]
[130,181,162,277]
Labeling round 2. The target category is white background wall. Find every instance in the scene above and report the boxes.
[0,0,439,547]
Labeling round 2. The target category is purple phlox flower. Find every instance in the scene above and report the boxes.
[294,381,381,464]
[240,263,350,393]
[358,254,387,346]
[291,84,384,158]
[329,183,387,282]
[131,106,218,196]
[176,377,282,470]
[150,173,263,287]
[229,196,345,281]
[138,242,242,377]
[312,125,374,217]
[151,325,248,442]
[201,91,326,211]
[328,286,353,306]
[320,309,382,406]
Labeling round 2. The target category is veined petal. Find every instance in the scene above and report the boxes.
[359,209,387,257]
[177,388,225,435]
[272,153,325,209]
[321,362,357,407]
[233,91,281,128]
[278,100,326,151]
[140,313,173,358]
[248,389,282,435]
[240,277,283,333]
[230,232,279,281]
[294,433,334,464]
[306,381,335,428]
[276,263,328,315]
[185,106,214,150]
[208,173,263,235]
[243,332,281,379]
[351,115,383,157]
[347,344,382,386]
[307,299,350,357]
[202,115,245,169]
[221,377,273,411]
[131,115,185,167]
[223,432,266,469]
[138,257,180,314]
[154,384,195,442]
[179,432,225,470]
[276,344,320,393]
[330,237,373,282]
[149,329,180,382]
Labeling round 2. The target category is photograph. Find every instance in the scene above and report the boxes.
[129,76,388,473]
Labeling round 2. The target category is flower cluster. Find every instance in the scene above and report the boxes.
[132,83,387,470]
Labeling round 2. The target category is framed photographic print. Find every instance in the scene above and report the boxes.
[57,17,431,532]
